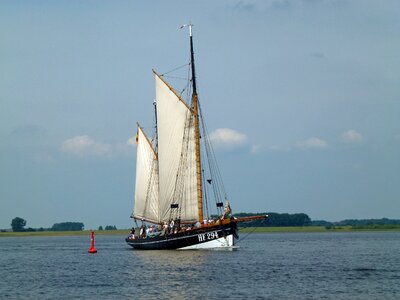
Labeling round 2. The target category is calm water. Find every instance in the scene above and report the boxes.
[1,232,399,299]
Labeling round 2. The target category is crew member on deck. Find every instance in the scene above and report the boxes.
[129,227,135,239]
[222,201,232,219]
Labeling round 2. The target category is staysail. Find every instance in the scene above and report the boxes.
[133,126,160,223]
[154,72,199,222]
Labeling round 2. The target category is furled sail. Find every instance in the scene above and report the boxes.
[154,72,199,222]
[133,126,159,223]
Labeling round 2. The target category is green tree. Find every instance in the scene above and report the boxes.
[105,225,117,230]
[98,226,103,231]
[51,222,84,231]
[11,217,26,232]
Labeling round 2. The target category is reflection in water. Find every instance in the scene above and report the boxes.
[132,249,206,266]
[125,250,211,299]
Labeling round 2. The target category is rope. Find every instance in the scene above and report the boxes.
[160,63,190,76]
[198,103,227,216]
[163,75,188,81]
[236,218,268,244]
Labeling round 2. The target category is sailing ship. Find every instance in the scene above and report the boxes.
[126,25,266,250]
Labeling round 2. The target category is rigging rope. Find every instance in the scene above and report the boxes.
[202,169,210,219]
[161,63,190,76]
[235,218,268,244]
[198,102,228,216]
[163,75,188,81]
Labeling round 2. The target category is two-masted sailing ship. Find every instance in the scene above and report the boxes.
[126,25,266,250]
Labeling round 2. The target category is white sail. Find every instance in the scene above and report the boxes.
[155,73,199,222]
[133,126,159,223]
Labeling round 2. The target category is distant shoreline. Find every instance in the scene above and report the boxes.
[1,226,400,237]
[0,229,127,237]
[240,225,400,233]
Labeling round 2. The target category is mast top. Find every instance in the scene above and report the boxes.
[180,22,197,96]
[180,23,193,37]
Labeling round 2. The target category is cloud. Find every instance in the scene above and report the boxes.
[341,130,363,143]
[295,137,328,149]
[61,135,136,157]
[61,135,112,157]
[209,128,248,149]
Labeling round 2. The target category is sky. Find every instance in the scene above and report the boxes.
[1,0,399,229]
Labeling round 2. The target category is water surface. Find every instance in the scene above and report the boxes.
[1,232,399,299]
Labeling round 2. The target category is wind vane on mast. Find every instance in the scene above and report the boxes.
[179,23,193,36]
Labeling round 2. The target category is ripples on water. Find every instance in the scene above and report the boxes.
[1,232,399,299]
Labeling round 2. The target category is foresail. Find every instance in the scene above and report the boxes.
[155,72,199,222]
[134,126,159,223]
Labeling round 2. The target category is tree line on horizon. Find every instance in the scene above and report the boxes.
[7,214,400,232]
[9,217,118,232]
[233,212,400,227]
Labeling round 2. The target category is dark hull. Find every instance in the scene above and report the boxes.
[126,222,238,250]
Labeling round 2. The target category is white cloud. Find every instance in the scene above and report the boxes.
[295,137,328,150]
[61,135,136,157]
[209,128,248,149]
[341,130,363,143]
[61,135,112,157]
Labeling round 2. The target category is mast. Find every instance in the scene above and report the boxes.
[188,24,204,223]
[153,99,158,152]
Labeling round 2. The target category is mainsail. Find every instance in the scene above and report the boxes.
[133,126,159,223]
[133,27,205,224]
[154,72,199,222]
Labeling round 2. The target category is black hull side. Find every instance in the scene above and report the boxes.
[126,222,238,250]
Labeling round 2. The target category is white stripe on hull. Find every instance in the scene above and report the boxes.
[178,234,235,250]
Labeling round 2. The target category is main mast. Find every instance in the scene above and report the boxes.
[188,24,204,223]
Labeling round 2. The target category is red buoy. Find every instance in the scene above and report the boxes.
[88,231,97,254]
